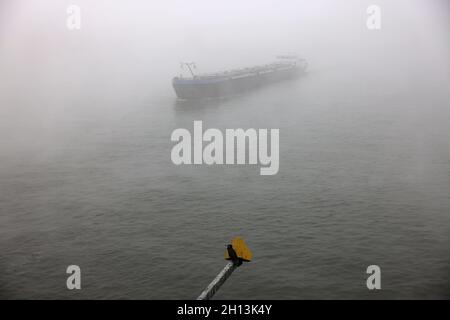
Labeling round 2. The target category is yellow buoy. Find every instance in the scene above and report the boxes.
[225,237,252,262]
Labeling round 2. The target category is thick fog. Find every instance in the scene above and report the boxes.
[1,0,449,91]
[1,0,449,186]
[1,0,449,182]
[1,0,450,299]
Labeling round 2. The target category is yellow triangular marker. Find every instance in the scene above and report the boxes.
[225,237,252,262]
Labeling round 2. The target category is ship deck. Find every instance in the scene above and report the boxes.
[177,62,298,82]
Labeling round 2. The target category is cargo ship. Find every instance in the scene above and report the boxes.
[172,56,307,99]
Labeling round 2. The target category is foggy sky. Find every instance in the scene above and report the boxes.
[1,0,449,79]
[0,0,449,151]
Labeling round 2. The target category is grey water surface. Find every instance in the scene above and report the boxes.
[0,0,449,299]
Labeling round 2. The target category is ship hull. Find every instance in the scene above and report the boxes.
[172,65,305,100]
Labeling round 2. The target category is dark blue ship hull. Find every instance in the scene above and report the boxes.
[172,63,306,100]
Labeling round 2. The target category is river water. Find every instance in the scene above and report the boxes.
[0,1,449,299]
